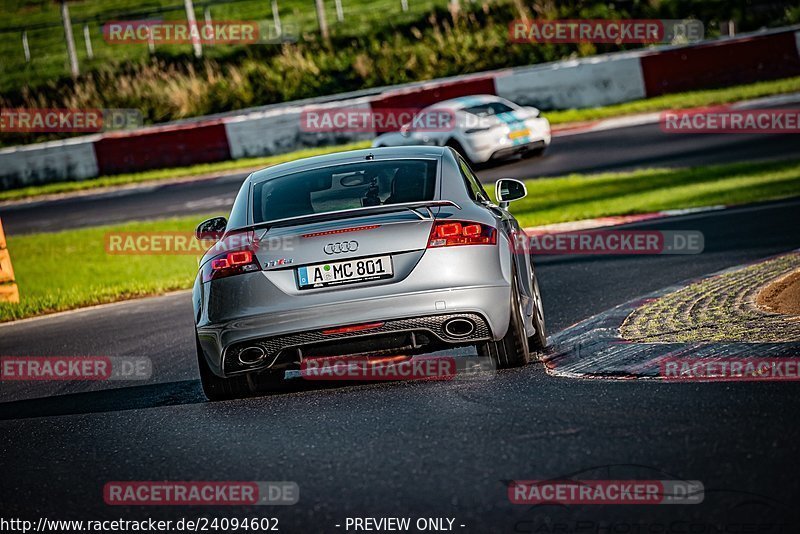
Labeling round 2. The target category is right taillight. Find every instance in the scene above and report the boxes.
[428,221,497,248]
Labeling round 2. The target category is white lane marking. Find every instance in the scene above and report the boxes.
[0,290,191,329]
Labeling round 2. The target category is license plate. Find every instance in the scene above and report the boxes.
[297,256,393,289]
[508,129,530,140]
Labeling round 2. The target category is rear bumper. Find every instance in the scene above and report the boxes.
[465,117,551,163]
[490,139,546,161]
[196,241,515,378]
[197,284,511,377]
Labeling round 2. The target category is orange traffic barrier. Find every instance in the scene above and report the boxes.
[0,218,19,303]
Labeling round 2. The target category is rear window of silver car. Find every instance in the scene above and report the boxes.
[252,159,438,224]
[462,102,515,117]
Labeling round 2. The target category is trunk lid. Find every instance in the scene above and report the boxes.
[254,210,434,269]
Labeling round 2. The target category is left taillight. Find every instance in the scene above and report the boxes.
[428,220,497,248]
[202,248,261,282]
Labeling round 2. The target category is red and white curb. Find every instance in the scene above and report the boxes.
[523,205,726,236]
[550,91,800,138]
[543,250,800,379]
[551,112,663,137]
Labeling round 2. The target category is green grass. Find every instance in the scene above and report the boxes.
[3,0,798,142]
[0,141,372,202]
[505,158,800,228]
[4,75,800,203]
[0,214,219,322]
[3,158,799,322]
[0,0,449,92]
[545,76,800,125]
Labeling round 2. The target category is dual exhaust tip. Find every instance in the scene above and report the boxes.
[239,317,476,365]
[443,317,476,338]
[238,346,267,366]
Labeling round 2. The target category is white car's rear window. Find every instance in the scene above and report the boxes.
[462,102,515,117]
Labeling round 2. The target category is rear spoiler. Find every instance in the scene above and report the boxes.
[233,200,462,233]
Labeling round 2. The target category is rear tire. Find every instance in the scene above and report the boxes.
[479,276,531,368]
[197,335,252,401]
[528,275,547,354]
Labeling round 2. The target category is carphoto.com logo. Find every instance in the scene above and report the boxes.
[509,19,704,44]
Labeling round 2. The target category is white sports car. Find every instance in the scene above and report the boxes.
[372,95,551,164]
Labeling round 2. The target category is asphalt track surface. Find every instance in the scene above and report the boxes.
[2,119,799,235]
[2,198,799,531]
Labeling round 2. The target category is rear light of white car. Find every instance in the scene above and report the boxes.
[428,221,497,248]
[202,248,261,282]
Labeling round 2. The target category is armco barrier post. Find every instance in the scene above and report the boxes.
[0,218,20,303]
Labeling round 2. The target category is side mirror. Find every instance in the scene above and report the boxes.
[523,106,540,118]
[195,216,227,241]
[495,178,527,209]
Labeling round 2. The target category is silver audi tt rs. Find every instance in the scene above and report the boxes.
[193,146,546,400]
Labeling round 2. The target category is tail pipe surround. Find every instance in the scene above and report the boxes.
[443,317,476,338]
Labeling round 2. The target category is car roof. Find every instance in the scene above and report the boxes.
[249,146,448,183]
[427,94,508,111]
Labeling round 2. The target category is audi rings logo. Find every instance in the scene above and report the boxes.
[324,241,359,255]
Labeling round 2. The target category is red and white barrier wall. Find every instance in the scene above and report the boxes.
[0,136,101,189]
[1,26,799,190]
[496,51,647,109]
[224,98,375,159]
[639,29,800,96]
